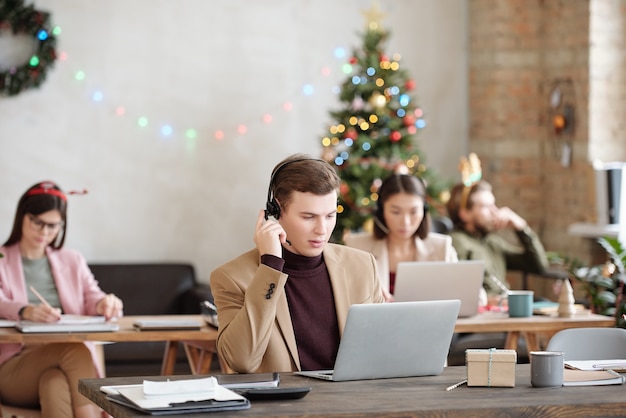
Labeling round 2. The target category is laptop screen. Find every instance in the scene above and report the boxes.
[393,261,485,317]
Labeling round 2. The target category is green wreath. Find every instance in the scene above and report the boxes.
[0,0,57,96]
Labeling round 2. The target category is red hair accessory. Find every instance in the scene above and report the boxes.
[68,189,89,196]
[26,182,89,201]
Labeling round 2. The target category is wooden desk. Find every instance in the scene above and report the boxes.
[79,365,626,417]
[455,311,615,354]
[0,315,219,375]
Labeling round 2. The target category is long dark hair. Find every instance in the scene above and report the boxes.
[3,181,68,249]
[373,174,430,240]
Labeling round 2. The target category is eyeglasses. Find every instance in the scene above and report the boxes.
[27,214,64,232]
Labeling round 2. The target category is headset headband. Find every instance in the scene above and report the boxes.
[265,157,326,219]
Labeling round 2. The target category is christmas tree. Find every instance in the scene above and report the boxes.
[321,3,446,242]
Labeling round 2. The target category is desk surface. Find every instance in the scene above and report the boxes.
[79,365,626,418]
[454,311,615,333]
[0,312,611,342]
[0,315,217,343]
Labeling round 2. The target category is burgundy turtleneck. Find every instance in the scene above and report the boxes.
[268,249,340,371]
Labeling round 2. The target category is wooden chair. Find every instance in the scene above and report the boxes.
[546,327,626,360]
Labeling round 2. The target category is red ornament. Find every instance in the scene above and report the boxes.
[344,128,358,140]
[403,115,416,126]
[390,131,402,142]
[405,79,416,90]
[349,56,357,64]
[340,183,350,195]
[379,54,389,62]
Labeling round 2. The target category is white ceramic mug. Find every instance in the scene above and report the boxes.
[530,351,564,388]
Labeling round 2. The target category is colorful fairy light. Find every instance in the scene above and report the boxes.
[161,125,173,136]
[57,23,424,145]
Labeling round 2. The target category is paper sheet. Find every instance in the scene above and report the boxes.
[116,382,245,410]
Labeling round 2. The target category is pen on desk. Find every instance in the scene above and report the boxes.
[29,285,52,309]
[445,379,467,391]
[592,363,626,369]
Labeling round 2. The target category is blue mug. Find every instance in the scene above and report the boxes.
[507,290,534,317]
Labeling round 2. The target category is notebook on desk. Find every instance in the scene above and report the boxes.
[296,299,460,382]
[16,321,119,333]
[393,260,485,317]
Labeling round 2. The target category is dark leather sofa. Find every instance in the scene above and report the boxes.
[89,263,213,377]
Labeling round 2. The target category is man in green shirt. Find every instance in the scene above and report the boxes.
[446,180,548,305]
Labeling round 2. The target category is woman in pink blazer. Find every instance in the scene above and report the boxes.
[0,181,123,418]
[345,174,458,302]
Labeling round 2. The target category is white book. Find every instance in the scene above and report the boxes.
[563,369,626,387]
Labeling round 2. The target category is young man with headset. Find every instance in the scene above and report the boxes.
[210,154,384,374]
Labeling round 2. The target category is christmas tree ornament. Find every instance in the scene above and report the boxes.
[361,1,387,32]
[344,128,358,140]
[352,96,365,110]
[557,279,576,318]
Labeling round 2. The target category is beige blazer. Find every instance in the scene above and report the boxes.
[209,243,385,373]
[343,232,458,294]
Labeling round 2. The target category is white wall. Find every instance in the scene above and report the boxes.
[0,0,467,282]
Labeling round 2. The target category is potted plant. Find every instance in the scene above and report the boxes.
[555,237,626,327]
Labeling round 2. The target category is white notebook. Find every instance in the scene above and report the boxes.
[16,316,118,333]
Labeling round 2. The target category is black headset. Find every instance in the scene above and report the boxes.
[265,157,326,220]
[374,175,430,233]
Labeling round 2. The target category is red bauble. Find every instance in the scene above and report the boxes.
[349,56,357,64]
[390,131,402,142]
[405,79,416,90]
[344,128,358,140]
[403,115,416,126]
[340,183,350,195]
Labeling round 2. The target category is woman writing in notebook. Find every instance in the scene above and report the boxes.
[344,174,458,302]
[0,181,123,418]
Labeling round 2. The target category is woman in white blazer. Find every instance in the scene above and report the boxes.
[345,174,458,301]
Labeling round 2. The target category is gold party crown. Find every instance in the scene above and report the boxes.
[459,153,482,209]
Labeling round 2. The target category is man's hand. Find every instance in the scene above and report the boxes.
[492,207,527,231]
[254,209,288,257]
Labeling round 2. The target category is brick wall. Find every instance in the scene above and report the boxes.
[468,0,626,297]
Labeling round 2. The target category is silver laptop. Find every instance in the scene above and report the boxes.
[393,260,485,317]
[296,299,460,382]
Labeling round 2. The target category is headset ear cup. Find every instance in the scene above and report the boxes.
[266,198,280,219]
[423,201,430,216]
